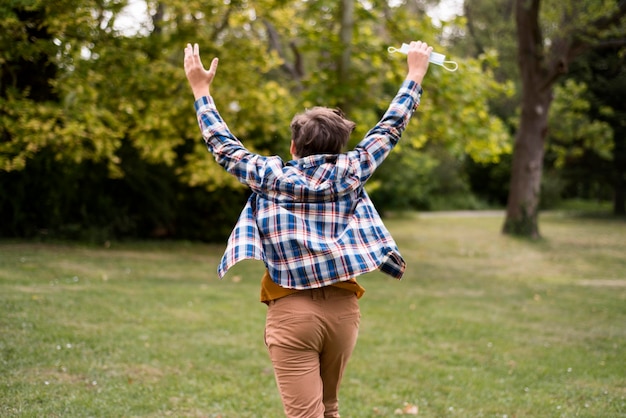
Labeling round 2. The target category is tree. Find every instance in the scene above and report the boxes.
[0,0,514,239]
[460,0,524,141]
[503,0,626,237]
[566,47,626,215]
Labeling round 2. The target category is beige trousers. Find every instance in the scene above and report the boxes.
[265,286,361,418]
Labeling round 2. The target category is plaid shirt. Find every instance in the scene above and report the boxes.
[195,80,422,289]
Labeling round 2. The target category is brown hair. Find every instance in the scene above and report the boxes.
[290,107,356,158]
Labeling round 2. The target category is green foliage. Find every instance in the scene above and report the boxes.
[2,0,624,239]
[564,45,626,213]
[0,142,247,242]
[417,50,513,164]
[465,155,512,207]
[368,150,438,211]
[548,79,613,169]
[542,42,626,209]
[540,0,623,40]
[1,0,516,239]
[541,77,616,206]
[453,0,520,132]
[540,169,566,209]
[369,47,513,211]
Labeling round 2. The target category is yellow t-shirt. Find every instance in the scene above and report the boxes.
[260,269,365,304]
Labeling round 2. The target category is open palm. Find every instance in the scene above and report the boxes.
[183,43,218,99]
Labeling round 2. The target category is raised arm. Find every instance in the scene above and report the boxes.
[351,41,432,183]
[184,44,278,192]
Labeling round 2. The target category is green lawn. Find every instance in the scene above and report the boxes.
[1,212,625,417]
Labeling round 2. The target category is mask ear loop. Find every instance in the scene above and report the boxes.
[387,46,402,54]
[442,61,459,72]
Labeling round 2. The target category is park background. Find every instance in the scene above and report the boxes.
[1,0,624,241]
[1,0,625,417]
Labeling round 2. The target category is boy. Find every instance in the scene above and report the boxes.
[184,41,432,418]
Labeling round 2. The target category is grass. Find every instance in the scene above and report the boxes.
[1,212,625,417]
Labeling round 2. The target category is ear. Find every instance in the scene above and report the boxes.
[290,140,298,158]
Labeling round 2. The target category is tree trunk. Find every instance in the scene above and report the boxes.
[503,0,549,238]
[503,88,552,237]
[336,0,354,112]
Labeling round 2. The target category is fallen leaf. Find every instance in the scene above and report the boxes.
[394,402,419,415]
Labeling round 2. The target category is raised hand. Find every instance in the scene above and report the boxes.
[405,41,432,85]
[184,43,219,100]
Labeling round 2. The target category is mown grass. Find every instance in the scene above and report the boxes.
[1,212,625,417]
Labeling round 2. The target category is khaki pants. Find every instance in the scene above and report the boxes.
[265,286,361,418]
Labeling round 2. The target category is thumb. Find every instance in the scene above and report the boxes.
[208,57,219,77]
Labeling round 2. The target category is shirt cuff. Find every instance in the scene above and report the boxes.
[401,79,423,105]
[194,95,215,113]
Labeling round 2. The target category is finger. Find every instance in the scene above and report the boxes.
[193,43,207,68]
[185,44,199,70]
[208,57,219,75]
[409,41,424,52]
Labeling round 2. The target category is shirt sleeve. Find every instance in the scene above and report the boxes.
[349,79,423,183]
[194,96,279,192]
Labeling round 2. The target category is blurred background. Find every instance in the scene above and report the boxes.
[1,0,624,242]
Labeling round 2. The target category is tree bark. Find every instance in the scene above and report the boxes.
[503,0,550,238]
[503,87,552,237]
[336,0,354,112]
[263,19,304,85]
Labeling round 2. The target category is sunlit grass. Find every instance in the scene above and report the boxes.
[1,212,625,417]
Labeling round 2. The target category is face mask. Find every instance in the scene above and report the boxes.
[388,43,458,72]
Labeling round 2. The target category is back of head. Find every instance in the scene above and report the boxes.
[290,107,356,158]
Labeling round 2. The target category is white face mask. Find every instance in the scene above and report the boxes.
[388,43,458,72]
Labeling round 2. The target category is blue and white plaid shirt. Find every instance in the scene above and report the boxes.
[195,80,422,289]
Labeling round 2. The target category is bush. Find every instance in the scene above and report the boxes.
[0,146,246,243]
